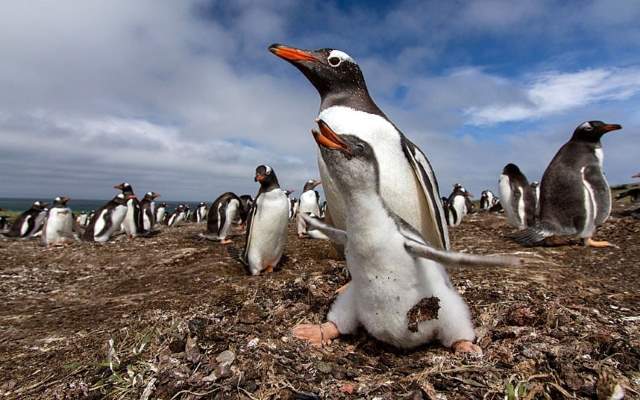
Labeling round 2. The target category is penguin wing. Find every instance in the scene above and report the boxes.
[404,239,523,267]
[583,164,611,226]
[241,195,260,263]
[21,214,33,237]
[299,213,347,245]
[95,208,113,237]
[401,137,450,250]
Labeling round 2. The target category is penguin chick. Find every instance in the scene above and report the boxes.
[42,196,76,247]
[292,120,522,353]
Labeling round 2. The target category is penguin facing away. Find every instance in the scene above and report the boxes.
[42,196,76,246]
[512,121,622,247]
[238,195,254,225]
[499,164,536,230]
[4,201,48,238]
[446,185,471,227]
[139,192,160,234]
[269,44,449,251]
[292,120,522,352]
[202,192,242,244]
[114,182,141,238]
[83,194,128,243]
[242,165,289,275]
[297,179,322,238]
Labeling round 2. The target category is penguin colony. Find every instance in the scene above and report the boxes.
[2,45,632,356]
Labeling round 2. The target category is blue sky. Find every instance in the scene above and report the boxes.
[0,0,639,201]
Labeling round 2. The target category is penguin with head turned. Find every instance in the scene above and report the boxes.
[292,120,522,352]
[270,44,449,251]
[512,121,622,247]
[242,165,290,275]
[297,179,322,238]
[42,196,76,246]
[499,164,536,230]
[202,192,242,244]
[83,194,128,243]
[114,182,140,238]
[4,201,48,238]
[139,192,160,234]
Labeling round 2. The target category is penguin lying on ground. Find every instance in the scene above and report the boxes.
[297,179,322,238]
[83,194,128,243]
[114,182,141,238]
[241,165,289,275]
[42,196,76,246]
[139,192,160,235]
[200,192,243,244]
[292,120,522,353]
[167,204,187,227]
[3,201,48,239]
[512,121,622,247]
[499,164,536,230]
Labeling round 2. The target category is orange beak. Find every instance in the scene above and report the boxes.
[269,44,318,63]
[312,120,352,155]
[602,123,622,133]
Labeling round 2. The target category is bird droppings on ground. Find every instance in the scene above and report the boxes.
[1,211,639,399]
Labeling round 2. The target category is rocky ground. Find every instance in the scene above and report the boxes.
[1,205,639,399]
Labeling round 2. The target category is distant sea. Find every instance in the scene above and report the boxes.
[0,197,201,213]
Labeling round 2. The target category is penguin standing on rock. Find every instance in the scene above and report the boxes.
[139,192,160,234]
[42,196,76,246]
[499,164,536,230]
[292,120,522,352]
[114,183,140,238]
[201,192,242,244]
[242,165,289,275]
[512,121,622,247]
[269,44,449,251]
[297,179,322,238]
[3,201,48,238]
[83,194,128,243]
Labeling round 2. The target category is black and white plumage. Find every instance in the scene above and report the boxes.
[242,165,289,275]
[480,190,497,211]
[297,179,322,237]
[42,196,75,246]
[3,201,48,239]
[512,121,622,246]
[196,202,208,223]
[202,192,242,242]
[445,185,472,227]
[0,216,8,232]
[270,44,449,251]
[114,182,141,238]
[167,204,187,227]
[139,192,160,234]
[155,203,167,226]
[83,194,128,243]
[499,164,536,230]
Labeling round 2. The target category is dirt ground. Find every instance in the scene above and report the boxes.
[1,204,639,399]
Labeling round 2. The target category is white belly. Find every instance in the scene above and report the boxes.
[122,201,138,235]
[45,208,73,244]
[580,167,597,238]
[95,206,127,242]
[499,174,523,229]
[451,195,467,226]
[317,106,434,243]
[246,190,289,274]
[156,208,166,225]
[219,199,239,238]
[299,190,320,215]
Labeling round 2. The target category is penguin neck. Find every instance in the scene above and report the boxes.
[319,88,386,117]
[343,189,389,230]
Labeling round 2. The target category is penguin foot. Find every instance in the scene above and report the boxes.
[335,282,350,295]
[452,340,483,355]
[292,322,339,347]
[219,239,233,245]
[263,264,274,273]
[583,238,618,248]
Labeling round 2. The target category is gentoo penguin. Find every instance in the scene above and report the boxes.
[479,190,496,211]
[242,165,289,275]
[155,203,167,226]
[167,204,186,227]
[76,212,89,227]
[499,164,536,230]
[288,197,299,221]
[297,179,322,238]
[4,201,48,238]
[139,192,160,234]
[446,185,472,227]
[0,216,8,232]
[513,121,622,247]
[319,200,327,218]
[269,44,448,250]
[238,195,254,224]
[202,192,242,244]
[616,187,640,203]
[185,206,194,222]
[83,194,128,243]
[42,196,76,246]
[196,202,208,223]
[292,121,521,352]
[530,181,541,218]
[489,199,503,212]
[114,182,141,238]
[87,210,96,225]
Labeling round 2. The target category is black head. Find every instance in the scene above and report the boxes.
[52,196,70,207]
[571,121,621,143]
[254,165,280,191]
[159,202,167,207]
[502,163,522,176]
[198,202,205,207]
[530,181,539,188]
[143,191,159,200]
[32,201,49,210]
[114,182,135,196]
[113,194,127,206]
[311,119,379,194]
[303,179,321,192]
[269,44,368,99]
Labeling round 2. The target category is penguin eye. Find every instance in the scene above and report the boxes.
[355,143,365,152]
[328,56,341,67]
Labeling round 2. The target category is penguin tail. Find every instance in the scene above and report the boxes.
[508,226,552,246]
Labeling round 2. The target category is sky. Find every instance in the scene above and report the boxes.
[1,0,639,202]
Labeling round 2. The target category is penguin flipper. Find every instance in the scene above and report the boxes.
[300,213,347,245]
[404,239,524,267]
[509,226,553,246]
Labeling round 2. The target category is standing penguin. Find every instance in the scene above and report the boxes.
[114,182,141,238]
[155,203,167,226]
[499,164,536,230]
[202,192,242,244]
[76,212,89,227]
[270,44,448,251]
[3,201,48,238]
[196,202,208,224]
[139,192,160,234]
[446,186,471,227]
[242,165,289,275]
[292,121,521,352]
[83,194,128,243]
[42,196,76,246]
[238,195,254,225]
[512,121,622,247]
[480,190,496,211]
[297,179,322,238]
[0,216,8,232]
[530,181,541,218]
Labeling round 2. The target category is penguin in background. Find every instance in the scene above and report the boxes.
[238,195,254,225]
[319,200,327,218]
[196,202,208,223]
[167,204,186,227]
[139,192,160,234]
[42,196,76,246]
[185,206,194,222]
[87,210,96,226]
[0,215,8,232]
[3,201,48,238]
[83,194,128,243]
[530,181,541,218]
[288,196,299,221]
[616,174,640,204]
[202,192,242,244]
[242,165,289,275]
[499,164,536,230]
[114,182,141,238]
[297,179,322,238]
[480,190,496,211]
[446,185,471,227]
[76,212,89,227]
[270,44,449,251]
[512,121,622,247]
[155,203,167,226]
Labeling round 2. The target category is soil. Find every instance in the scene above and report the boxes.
[1,204,639,399]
